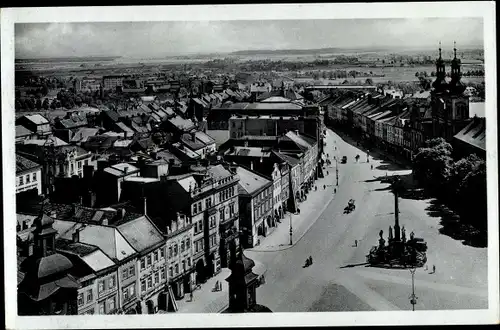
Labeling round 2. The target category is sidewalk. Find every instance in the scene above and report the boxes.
[176,268,231,313]
[248,130,344,252]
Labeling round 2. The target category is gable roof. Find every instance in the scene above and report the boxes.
[16,125,33,138]
[168,116,196,132]
[115,122,135,135]
[117,215,164,252]
[285,131,316,150]
[70,128,100,144]
[16,154,41,173]
[207,164,233,181]
[453,118,486,152]
[260,96,292,103]
[23,136,68,147]
[104,163,139,177]
[59,116,88,129]
[272,150,301,166]
[236,166,271,196]
[24,114,50,125]
[102,110,120,122]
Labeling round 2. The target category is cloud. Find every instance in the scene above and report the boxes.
[15,18,483,58]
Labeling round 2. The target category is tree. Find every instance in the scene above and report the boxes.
[457,161,487,229]
[42,98,50,110]
[447,154,482,204]
[25,98,35,110]
[41,84,49,96]
[412,138,453,195]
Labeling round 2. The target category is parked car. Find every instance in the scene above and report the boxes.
[341,156,347,164]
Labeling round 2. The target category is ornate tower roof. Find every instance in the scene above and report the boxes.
[449,41,466,95]
[432,42,449,93]
[18,211,80,304]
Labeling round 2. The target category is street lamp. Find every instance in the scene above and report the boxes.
[335,157,339,186]
[409,268,418,311]
[289,212,293,245]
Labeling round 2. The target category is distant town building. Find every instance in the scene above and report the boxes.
[16,114,52,138]
[103,75,130,91]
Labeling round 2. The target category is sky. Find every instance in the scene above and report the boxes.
[15,18,484,59]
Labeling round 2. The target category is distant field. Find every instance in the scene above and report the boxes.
[293,64,484,84]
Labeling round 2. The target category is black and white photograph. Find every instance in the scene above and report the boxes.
[1,2,498,328]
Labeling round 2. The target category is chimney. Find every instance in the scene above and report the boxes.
[144,197,147,216]
[72,228,80,243]
[295,130,299,136]
[191,132,196,142]
[124,131,128,139]
[250,161,254,170]
[123,166,129,175]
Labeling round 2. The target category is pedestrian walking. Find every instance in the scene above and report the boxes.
[334,188,337,194]
[432,265,436,274]
[190,291,194,301]
[371,164,373,170]
[354,239,358,247]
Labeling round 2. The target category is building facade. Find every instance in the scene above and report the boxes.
[236,166,273,248]
[16,154,42,195]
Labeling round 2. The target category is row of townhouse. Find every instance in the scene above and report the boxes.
[217,131,320,247]
[17,205,169,315]
[119,164,241,293]
[323,92,430,159]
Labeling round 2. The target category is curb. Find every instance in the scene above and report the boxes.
[248,172,342,253]
[217,303,229,313]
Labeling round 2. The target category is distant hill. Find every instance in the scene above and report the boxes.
[15,56,121,63]
[230,47,391,56]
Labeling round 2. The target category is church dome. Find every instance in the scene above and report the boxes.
[432,78,449,92]
[21,253,74,280]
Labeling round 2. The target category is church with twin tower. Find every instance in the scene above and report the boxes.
[430,42,470,140]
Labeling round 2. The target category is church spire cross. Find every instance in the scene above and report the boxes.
[454,41,457,58]
[438,41,442,59]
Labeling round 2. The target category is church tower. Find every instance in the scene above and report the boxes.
[431,42,449,93]
[430,42,470,140]
[449,41,466,95]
